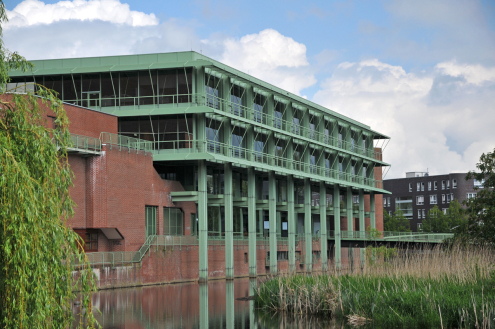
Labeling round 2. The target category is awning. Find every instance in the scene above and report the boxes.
[98,228,124,240]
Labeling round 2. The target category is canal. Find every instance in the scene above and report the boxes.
[79,278,347,328]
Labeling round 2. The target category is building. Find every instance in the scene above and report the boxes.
[383,172,482,231]
[8,51,389,283]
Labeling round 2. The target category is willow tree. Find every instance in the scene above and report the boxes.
[0,1,96,328]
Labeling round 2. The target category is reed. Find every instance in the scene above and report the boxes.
[255,244,495,328]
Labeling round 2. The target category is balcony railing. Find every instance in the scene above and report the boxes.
[100,132,154,152]
[199,93,383,160]
[67,133,102,153]
[154,139,382,189]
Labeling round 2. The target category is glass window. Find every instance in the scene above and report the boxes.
[145,206,157,238]
[434,181,438,190]
[446,180,450,188]
[442,180,445,190]
[62,75,78,103]
[416,195,424,205]
[383,197,387,206]
[443,208,448,215]
[417,209,421,218]
[164,207,184,235]
[417,223,422,231]
[467,193,476,199]
[119,72,138,106]
[139,70,155,105]
[100,73,117,107]
[474,179,485,188]
[158,69,177,104]
[430,195,437,204]
[417,182,420,192]
[421,182,424,191]
[452,179,457,188]
[409,183,412,192]
[446,194,451,202]
[422,209,425,218]
[43,75,63,99]
[177,68,192,103]
[428,182,431,191]
[387,197,390,207]
[442,194,445,203]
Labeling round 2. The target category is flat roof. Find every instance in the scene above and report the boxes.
[9,51,389,139]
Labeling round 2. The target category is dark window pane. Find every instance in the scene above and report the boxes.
[177,68,192,103]
[157,69,176,104]
[119,118,139,136]
[100,73,117,107]
[120,72,138,106]
[44,76,63,98]
[139,70,155,105]
[62,75,77,102]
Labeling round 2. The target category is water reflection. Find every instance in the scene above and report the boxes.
[82,278,347,328]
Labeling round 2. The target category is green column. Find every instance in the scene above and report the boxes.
[346,187,353,272]
[198,160,208,282]
[224,163,233,280]
[333,184,341,269]
[248,167,257,277]
[226,280,234,328]
[359,189,365,268]
[268,171,277,274]
[370,192,376,229]
[304,178,312,272]
[288,175,296,272]
[199,283,208,329]
[320,182,327,271]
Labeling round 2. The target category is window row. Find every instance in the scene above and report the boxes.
[409,179,457,192]
[8,69,193,107]
[145,205,185,237]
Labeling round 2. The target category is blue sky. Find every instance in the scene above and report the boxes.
[3,0,495,178]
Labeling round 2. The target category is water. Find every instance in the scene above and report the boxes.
[75,278,347,328]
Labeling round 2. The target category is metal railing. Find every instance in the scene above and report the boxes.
[100,132,154,152]
[69,133,102,152]
[153,139,383,189]
[329,230,453,242]
[198,93,383,160]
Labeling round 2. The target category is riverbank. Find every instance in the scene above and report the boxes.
[255,245,495,328]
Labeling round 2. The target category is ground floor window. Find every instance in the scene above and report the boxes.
[145,206,157,238]
[164,207,184,235]
[74,229,98,252]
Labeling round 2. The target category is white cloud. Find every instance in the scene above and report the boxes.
[219,29,316,95]
[313,59,495,179]
[5,0,158,28]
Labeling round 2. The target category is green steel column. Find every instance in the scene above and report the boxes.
[198,160,208,282]
[304,178,312,272]
[359,189,365,268]
[320,182,328,271]
[288,175,296,273]
[224,163,234,280]
[370,192,376,229]
[199,283,208,329]
[276,212,281,239]
[226,280,234,329]
[248,167,257,277]
[268,171,277,274]
[346,186,353,272]
[347,187,353,233]
[333,184,341,269]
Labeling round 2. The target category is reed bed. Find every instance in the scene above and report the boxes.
[255,244,495,328]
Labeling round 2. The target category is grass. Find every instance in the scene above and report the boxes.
[255,244,495,328]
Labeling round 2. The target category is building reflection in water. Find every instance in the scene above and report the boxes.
[85,278,345,329]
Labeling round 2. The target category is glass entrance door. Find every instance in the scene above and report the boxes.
[145,206,157,238]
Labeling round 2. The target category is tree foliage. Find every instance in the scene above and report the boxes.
[0,1,96,327]
[422,200,466,233]
[383,209,411,232]
[455,148,495,245]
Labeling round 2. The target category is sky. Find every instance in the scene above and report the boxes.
[3,0,495,179]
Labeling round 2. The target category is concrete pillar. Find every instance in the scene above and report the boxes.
[268,171,277,274]
[320,182,327,271]
[248,167,257,277]
[304,178,312,272]
[198,160,208,282]
[288,175,296,272]
[224,163,234,279]
[333,184,341,269]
